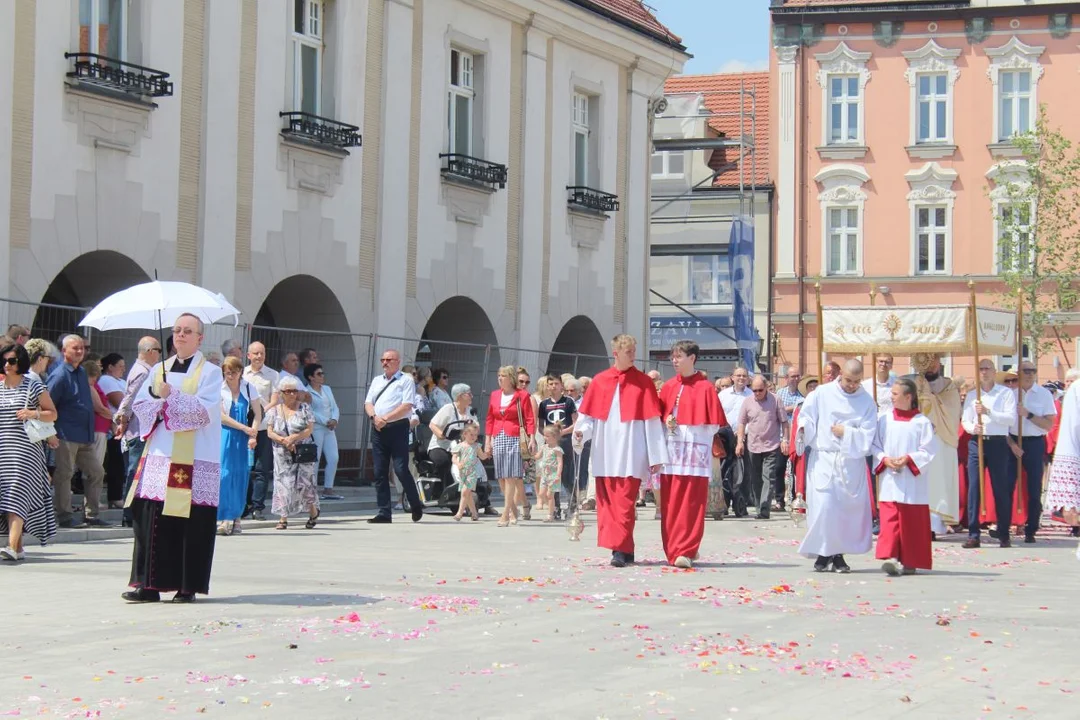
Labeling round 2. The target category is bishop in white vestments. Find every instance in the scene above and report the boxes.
[797,360,878,573]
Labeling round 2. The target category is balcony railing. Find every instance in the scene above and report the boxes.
[279,112,362,149]
[64,52,174,98]
[567,186,619,214]
[439,153,508,190]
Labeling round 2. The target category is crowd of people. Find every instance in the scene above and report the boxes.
[1,319,1078,600]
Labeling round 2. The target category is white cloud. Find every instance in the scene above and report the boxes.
[715,58,769,74]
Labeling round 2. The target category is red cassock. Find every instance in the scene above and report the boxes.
[790,405,807,498]
[657,373,726,565]
[577,366,664,555]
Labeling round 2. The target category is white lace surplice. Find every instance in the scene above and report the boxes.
[575,390,668,482]
[663,423,720,478]
[132,351,224,507]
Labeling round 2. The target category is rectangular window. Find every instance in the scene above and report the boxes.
[827,206,859,275]
[292,0,323,116]
[915,205,948,274]
[448,48,475,156]
[79,0,126,59]
[917,73,948,143]
[572,92,591,187]
[689,255,723,304]
[998,70,1032,141]
[998,202,1033,272]
[651,140,685,179]
[828,75,860,144]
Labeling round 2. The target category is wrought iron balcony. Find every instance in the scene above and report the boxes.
[567,186,619,214]
[279,112,362,149]
[64,52,174,98]
[439,153,508,190]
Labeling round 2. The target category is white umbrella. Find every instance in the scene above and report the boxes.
[79,281,241,331]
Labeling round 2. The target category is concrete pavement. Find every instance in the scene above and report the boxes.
[2,510,1078,719]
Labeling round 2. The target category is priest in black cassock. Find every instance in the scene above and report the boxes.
[122,313,223,603]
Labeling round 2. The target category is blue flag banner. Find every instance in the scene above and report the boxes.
[728,217,759,370]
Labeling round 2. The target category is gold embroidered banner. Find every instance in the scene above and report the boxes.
[820,305,1016,355]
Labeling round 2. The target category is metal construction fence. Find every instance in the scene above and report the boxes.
[4,297,696,485]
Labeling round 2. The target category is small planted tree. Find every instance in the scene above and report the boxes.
[991,106,1080,364]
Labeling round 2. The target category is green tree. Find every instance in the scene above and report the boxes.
[990,105,1080,364]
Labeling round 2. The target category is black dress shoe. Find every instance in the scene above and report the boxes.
[625,552,635,565]
[367,515,392,524]
[832,555,851,574]
[171,592,196,604]
[121,588,160,603]
[610,551,628,568]
[483,506,499,516]
[962,537,981,549]
[411,507,424,523]
[814,555,832,572]
[989,528,1000,540]
[1024,534,1036,544]
[756,513,771,520]
[999,536,1011,548]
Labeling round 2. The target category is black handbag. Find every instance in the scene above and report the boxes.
[291,442,318,464]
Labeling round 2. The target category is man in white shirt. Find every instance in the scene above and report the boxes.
[279,351,312,403]
[1009,361,1057,543]
[862,355,895,414]
[718,366,753,517]
[365,349,424,523]
[243,342,280,521]
[961,360,1018,548]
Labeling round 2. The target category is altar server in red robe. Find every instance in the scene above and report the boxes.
[574,335,667,568]
[873,379,938,576]
[657,341,725,568]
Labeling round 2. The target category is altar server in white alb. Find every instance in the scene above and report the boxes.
[797,359,878,574]
[574,334,668,568]
[873,378,938,576]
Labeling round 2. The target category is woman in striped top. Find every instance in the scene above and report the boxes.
[0,342,59,561]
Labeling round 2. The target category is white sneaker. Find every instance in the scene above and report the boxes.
[881,558,903,576]
[674,555,693,569]
[0,546,25,561]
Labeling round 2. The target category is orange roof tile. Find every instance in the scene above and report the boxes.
[663,71,771,189]
[565,0,683,47]
[775,0,962,8]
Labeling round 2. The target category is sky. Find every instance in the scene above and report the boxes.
[646,0,770,75]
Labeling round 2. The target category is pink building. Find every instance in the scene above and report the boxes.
[769,0,1080,381]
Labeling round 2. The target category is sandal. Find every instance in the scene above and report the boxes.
[305,511,320,530]
[497,518,509,527]
[275,519,288,530]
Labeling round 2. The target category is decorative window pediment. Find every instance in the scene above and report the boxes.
[904,162,958,201]
[815,163,870,203]
[814,42,872,90]
[816,164,869,277]
[986,160,1031,201]
[903,40,961,86]
[985,36,1045,82]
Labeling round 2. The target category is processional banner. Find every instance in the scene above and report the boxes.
[820,305,1016,355]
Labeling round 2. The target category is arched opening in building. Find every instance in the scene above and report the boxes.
[419,296,500,421]
[251,275,359,481]
[31,251,151,357]
[547,315,609,378]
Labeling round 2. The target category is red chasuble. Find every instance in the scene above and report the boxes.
[578,365,662,421]
[659,372,726,426]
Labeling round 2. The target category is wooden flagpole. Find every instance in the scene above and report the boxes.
[969,281,985,492]
[869,282,878,405]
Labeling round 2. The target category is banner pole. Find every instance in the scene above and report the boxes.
[969,281,985,507]
[815,280,824,377]
[869,282,878,405]
[1016,289,1025,517]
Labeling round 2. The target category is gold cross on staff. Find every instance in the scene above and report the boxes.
[172,468,190,486]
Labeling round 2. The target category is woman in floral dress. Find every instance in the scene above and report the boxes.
[266,376,319,530]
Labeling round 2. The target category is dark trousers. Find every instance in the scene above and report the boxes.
[1012,435,1047,536]
[719,427,750,517]
[249,430,273,511]
[966,436,1014,539]
[105,437,126,503]
[121,437,145,525]
[372,422,422,517]
[749,449,780,517]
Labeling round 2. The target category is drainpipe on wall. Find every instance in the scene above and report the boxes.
[796,36,809,376]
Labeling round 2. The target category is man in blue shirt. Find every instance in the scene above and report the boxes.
[365,348,424,523]
[47,334,109,528]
